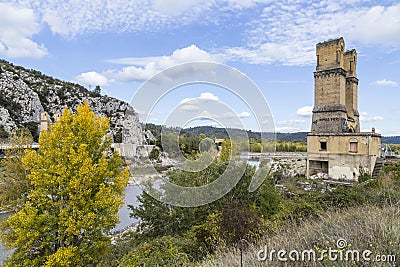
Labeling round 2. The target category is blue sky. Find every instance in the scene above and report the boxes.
[1,0,399,135]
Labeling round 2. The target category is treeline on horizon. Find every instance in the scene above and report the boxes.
[144,124,400,144]
[144,124,307,154]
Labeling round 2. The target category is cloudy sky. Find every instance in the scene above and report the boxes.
[1,0,399,135]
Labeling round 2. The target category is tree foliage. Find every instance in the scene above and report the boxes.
[219,139,238,161]
[0,125,9,139]
[382,162,400,185]
[130,159,281,256]
[0,129,32,212]
[119,235,192,267]
[0,102,129,266]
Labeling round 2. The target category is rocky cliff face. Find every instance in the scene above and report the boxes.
[0,60,143,147]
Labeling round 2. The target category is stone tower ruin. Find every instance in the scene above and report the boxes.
[312,37,360,134]
[307,38,381,181]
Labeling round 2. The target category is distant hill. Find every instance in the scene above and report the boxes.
[183,126,400,143]
[382,136,400,144]
[182,126,308,141]
[276,132,308,142]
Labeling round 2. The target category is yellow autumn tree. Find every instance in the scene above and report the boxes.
[0,102,129,266]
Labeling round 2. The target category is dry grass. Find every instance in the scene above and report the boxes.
[199,204,400,266]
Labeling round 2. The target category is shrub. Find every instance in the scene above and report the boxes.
[119,236,192,267]
[149,147,160,161]
[0,126,9,139]
[358,172,371,183]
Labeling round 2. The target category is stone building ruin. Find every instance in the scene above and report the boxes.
[306,38,381,181]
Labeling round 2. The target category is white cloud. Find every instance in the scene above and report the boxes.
[224,0,266,9]
[360,116,384,122]
[7,1,399,65]
[238,111,250,118]
[222,2,400,65]
[277,119,306,125]
[380,129,400,136]
[198,110,216,118]
[105,45,222,81]
[12,0,265,38]
[0,3,47,58]
[197,110,237,120]
[275,126,306,133]
[176,94,250,125]
[349,5,400,45]
[42,10,69,35]
[296,106,313,117]
[178,104,199,112]
[180,92,219,104]
[370,79,398,87]
[359,112,384,122]
[151,0,205,16]
[223,42,315,65]
[75,71,109,86]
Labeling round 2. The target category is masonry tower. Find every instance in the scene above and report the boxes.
[307,38,381,181]
[312,37,360,134]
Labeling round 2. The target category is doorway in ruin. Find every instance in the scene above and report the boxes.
[308,160,328,176]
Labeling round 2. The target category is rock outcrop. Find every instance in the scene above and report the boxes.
[0,60,143,152]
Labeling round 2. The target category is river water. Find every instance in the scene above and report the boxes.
[0,160,260,264]
[114,184,142,232]
[115,159,261,231]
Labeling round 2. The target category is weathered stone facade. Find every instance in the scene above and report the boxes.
[312,38,360,134]
[307,38,381,181]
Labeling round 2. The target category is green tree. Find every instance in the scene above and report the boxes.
[114,130,123,143]
[382,162,400,185]
[93,85,101,95]
[0,129,32,212]
[130,160,281,244]
[0,102,129,266]
[219,139,238,161]
[0,125,9,139]
[149,146,160,161]
[119,236,192,266]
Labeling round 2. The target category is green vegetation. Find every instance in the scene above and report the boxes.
[388,143,400,153]
[21,121,39,142]
[0,125,9,139]
[114,130,123,143]
[275,140,307,152]
[1,104,400,266]
[144,123,307,159]
[102,153,281,266]
[180,126,308,141]
[198,164,400,266]
[93,85,101,96]
[0,102,129,266]
[239,139,306,153]
[0,129,32,211]
[200,204,400,266]
[97,159,400,266]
